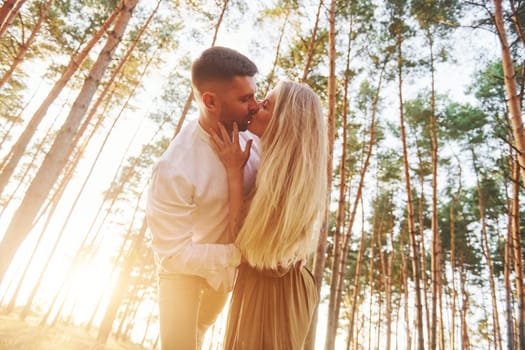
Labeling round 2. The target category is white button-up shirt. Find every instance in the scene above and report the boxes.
[146,119,259,291]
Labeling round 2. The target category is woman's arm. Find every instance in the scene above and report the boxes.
[209,122,253,242]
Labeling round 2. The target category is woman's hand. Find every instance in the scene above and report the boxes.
[209,122,253,173]
[209,122,252,242]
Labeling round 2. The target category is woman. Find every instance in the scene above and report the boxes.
[210,80,327,349]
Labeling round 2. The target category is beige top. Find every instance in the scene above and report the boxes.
[146,119,260,291]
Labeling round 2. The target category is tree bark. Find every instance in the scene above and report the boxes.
[325,16,351,347]
[400,232,412,350]
[0,0,138,284]
[327,57,385,350]
[449,160,462,350]
[428,30,443,350]
[263,11,288,97]
[97,218,147,344]
[504,210,515,350]
[20,168,74,320]
[301,0,323,83]
[460,264,471,350]
[173,0,229,139]
[493,0,525,186]
[472,149,503,350]
[0,0,26,39]
[396,26,425,350]
[0,0,54,90]
[510,150,525,349]
[367,225,377,350]
[384,219,394,350]
[415,144,430,348]
[0,0,18,25]
[305,0,336,348]
[345,207,367,350]
[509,0,525,48]
[0,0,122,196]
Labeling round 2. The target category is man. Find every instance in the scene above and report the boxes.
[146,46,260,349]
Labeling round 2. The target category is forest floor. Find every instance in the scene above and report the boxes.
[0,315,147,350]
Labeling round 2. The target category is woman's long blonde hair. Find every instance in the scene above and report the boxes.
[236,80,328,270]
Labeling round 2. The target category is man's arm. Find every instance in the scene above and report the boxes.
[146,161,241,273]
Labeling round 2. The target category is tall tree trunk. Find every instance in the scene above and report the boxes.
[173,0,229,138]
[45,79,157,327]
[510,151,525,349]
[415,140,430,343]
[0,0,54,90]
[6,179,65,315]
[472,149,503,350]
[20,169,73,320]
[503,144,515,350]
[0,78,43,151]
[396,27,425,350]
[493,0,525,186]
[0,1,122,196]
[509,0,525,47]
[83,120,166,331]
[86,186,146,331]
[263,11,288,97]
[427,30,443,350]
[400,231,412,350]
[0,0,138,284]
[40,2,160,288]
[326,57,386,350]
[300,0,323,82]
[305,0,336,348]
[0,0,26,39]
[384,218,394,350]
[449,160,462,350]
[325,15,351,346]
[97,218,147,344]
[34,101,134,323]
[211,0,229,45]
[346,200,373,350]
[367,226,377,350]
[460,264,471,350]
[326,14,352,347]
[0,0,19,25]
[504,212,515,350]
[73,0,160,148]
[0,94,66,218]
[4,224,44,314]
[376,215,387,350]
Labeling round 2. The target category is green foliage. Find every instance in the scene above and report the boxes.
[48,0,119,52]
[442,102,488,144]
[439,190,483,274]
[278,29,329,91]
[385,0,413,38]
[470,60,506,110]
[410,0,461,31]
[377,150,403,185]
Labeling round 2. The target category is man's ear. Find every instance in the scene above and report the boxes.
[202,92,217,111]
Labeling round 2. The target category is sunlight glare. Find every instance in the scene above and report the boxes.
[65,260,115,325]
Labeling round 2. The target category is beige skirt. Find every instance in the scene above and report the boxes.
[223,263,319,350]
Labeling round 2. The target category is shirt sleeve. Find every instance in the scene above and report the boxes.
[146,161,242,274]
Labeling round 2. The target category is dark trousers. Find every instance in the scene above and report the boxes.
[158,274,229,350]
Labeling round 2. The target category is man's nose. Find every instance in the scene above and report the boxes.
[249,99,260,113]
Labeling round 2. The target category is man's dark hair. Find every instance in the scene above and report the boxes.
[191,46,258,89]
